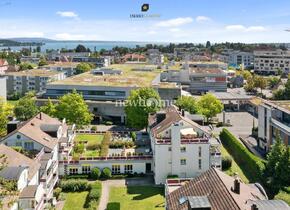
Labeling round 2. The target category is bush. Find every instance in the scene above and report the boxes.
[91,126,97,131]
[105,121,113,125]
[101,167,112,179]
[167,174,179,179]
[74,143,85,154]
[100,132,111,157]
[86,141,101,150]
[220,129,266,182]
[109,140,134,149]
[86,181,102,208]
[222,156,232,170]
[130,132,137,141]
[91,167,101,180]
[60,179,91,192]
[53,187,62,200]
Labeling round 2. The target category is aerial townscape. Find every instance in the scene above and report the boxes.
[0,1,289,210]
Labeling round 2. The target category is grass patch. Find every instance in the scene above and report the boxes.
[107,186,165,210]
[63,191,89,210]
[75,134,104,144]
[274,189,290,205]
[221,146,249,183]
[83,150,100,157]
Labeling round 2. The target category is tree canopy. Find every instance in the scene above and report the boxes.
[125,88,161,129]
[75,44,89,52]
[75,63,92,75]
[175,96,197,114]
[40,98,56,117]
[14,92,38,121]
[55,90,93,127]
[0,98,13,136]
[197,93,223,122]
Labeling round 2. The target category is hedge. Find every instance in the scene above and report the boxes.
[219,128,266,182]
[91,167,101,180]
[60,179,91,192]
[86,181,102,208]
[100,132,111,157]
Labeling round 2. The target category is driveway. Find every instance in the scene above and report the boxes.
[98,176,154,210]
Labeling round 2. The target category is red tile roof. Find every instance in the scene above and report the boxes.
[0,59,8,66]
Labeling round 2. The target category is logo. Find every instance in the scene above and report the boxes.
[141,4,149,12]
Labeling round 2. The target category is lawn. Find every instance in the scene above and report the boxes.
[75,134,104,144]
[63,191,89,210]
[221,146,249,183]
[107,186,165,210]
[83,150,100,157]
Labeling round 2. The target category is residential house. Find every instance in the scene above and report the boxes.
[258,100,290,151]
[165,168,289,210]
[0,112,75,204]
[0,144,44,210]
[0,59,9,74]
[148,106,221,184]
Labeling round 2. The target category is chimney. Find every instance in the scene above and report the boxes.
[233,178,241,194]
[181,109,185,117]
[7,120,20,134]
[251,204,258,210]
[39,112,42,120]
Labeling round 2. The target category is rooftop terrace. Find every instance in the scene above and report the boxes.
[5,69,61,77]
[50,64,177,88]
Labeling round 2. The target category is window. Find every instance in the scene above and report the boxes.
[82,165,91,174]
[24,142,34,150]
[69,168,78,175]
[124,165,133,174]
[180,159,186,165]
[112,165,120,174]
[180,146,186,153]
[198,159,202,170]
[198,146,202,157]
[16,141,22,147]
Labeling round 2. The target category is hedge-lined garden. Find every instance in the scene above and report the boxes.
[219,128,266,182]
[55,179,102,209]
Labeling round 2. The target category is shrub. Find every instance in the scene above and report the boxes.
[86,141,101,150]
[86,181,102,208]
[60,179,91,192]
[91,126,97,131]
[109,140,134,149]
[167,174,179,179]
[101,167,112,179]
[130,132,137,141]
[105,121,113,125]
[74,143,85,154]
[91,167,101,180]
[53,187,62,200]
[222,156,232,170]
[100,132,111,157]
[220,128,266,182]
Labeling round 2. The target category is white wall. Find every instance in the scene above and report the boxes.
[17,169,28,191]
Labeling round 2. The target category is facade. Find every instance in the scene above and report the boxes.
[20,56,40,64]
[258,100,290,151]
[254,50,290,75]
[0,144,44,210]
[0,59,9,74]
[147,49,164,65]
[72,56,111,67]
[47,50,91,61]
[0,76,7,100]
[221,49,254,68]
[148,106,221,184]
[0,112,75,205]
[42,62,78,77]
[165,168,289,210]
[5,69,66,95]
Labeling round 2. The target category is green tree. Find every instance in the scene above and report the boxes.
[268,76,280,88]
[75,63,92,75]
[14,92,38,121]
[274,147,290,187]
[55,90,93,127]
[254,75,268,94]
[40,98,56,117]
[244,76,255,92]
[241,70,252,81]
[206,41,211,48]
[38,58,48,66]
[175,96,197,114]
[197,93,223,122]
[0,98,14,136]
[125,88,161,129]
[75,44,88,52]
[19,62,35,70]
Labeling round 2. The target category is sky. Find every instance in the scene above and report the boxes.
[0,0,290,43]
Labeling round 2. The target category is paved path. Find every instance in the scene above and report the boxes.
[98,177,154,210]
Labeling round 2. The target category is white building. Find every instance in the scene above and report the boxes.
[0,76,7,100]
[220,49,254,68]
[148,106,221,184]
[0,112,74,205]
[254,50,290,75]
[147,49,164,65]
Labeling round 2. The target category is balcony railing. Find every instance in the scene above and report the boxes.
[156,137,209,144]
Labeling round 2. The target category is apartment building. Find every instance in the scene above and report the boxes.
[147,49,164,65]
[165,168,289,210]
[5,69,65,95]
[41,62,78,77]
[72,56,111,67]
[254,50,290,75]
[0,76,7,100]
[258,100,290,151]
[148,106,221,184]
[0,144,44,210]
[220,49,254,68]
[0,112,75,205]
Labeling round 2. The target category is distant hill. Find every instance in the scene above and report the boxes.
[8,37,55,43]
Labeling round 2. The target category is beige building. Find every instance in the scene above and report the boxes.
[254,50,290,75]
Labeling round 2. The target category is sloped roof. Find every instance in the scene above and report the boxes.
[0,144,40,180]
[19,185,38,199]
[166,168,268,210]
[0,59,8,66]
[0,166,26,180]
[2,112,62,150]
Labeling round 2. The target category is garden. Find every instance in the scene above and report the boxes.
[107,186,165,210]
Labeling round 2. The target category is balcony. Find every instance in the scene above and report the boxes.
[156,137,209,144]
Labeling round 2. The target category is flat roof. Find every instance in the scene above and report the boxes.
[190,67,226,74]
[50,64,177,88]
[266,101,290,113]
[43,62,79,67]
[5,69,61,77]
[212,92,253,100]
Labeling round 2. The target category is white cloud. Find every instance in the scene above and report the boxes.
[156,17,193,27]
[55,33,85,40]
[56,11,78,18]
[196,16,211,22]
[169,28,181,32]
[147,30,157,35]
[225,24,266,32]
